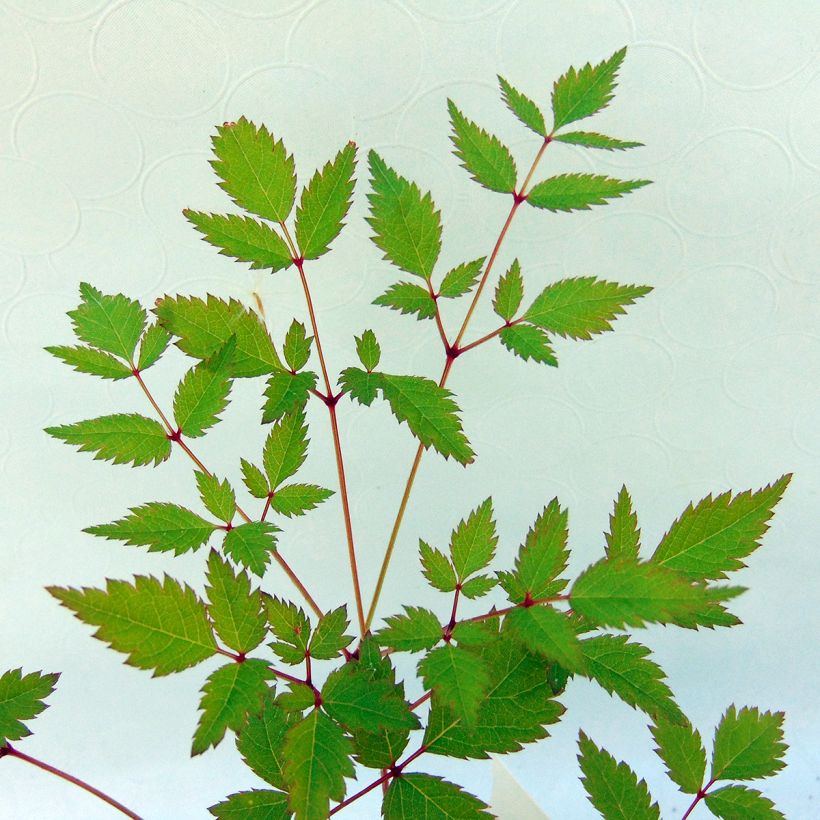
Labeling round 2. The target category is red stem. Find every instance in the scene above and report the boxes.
[681,778,716,820]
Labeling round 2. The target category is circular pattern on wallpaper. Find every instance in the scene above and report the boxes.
[0,9,37,111]
[770,194,820,285]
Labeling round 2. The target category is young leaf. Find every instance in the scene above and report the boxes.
[504,606,585,672]
[266,597,311,660]
[155,294,283,377]
[447,99,517,194]
[236,693,296,790]
[206,551,268,654]
[418,644,490,727]
[524,276,652,340]
[0,669,59,745]
[460,574,496,599]
[577,730,661,820]
[526,173,651,212]
[570,558,714,628]
[45,414,171,467]
[269,484,333,518]
[173,338,234,438]
[376,606,442,653]
[498,75,546,136]
[606,485,641,561]
[551,47,627,131]
[240,459,269,499]
[85,503,217,556]
[383,773,492,819]
[283,320,312,372]
[581,635,685,725]
[192,660,275,755]
[282,709,354,819]
[449,498,498,581]
[354,329,381,371]
[48,576,216,675]
[438,257,485,299]
[211,117,296,223]
[651,475,792,581]
[308,607,352,661]
[493,259,524,321]
[184,211,293,271]
[137,323,171,371]
[68,282,146,361]
[499,324,558,366]
[45,345,133,380]
[367,150,442,280]
[223,522,278,577]
[373,281,436,320]
[262,411,308,490]
[296,141,356,260]
[196,471,236,523]
[262,371,316,422]
[650,717,707,794]
[379,374,475,464]
[209,789,290,819]
[338,366,381,406]
[711,705,787,781]
[705,785,785,820]
[554,131,643,151]
[419,540,458,593]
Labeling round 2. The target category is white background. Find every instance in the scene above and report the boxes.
[1,1,819,818]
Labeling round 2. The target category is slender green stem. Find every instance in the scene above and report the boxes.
[1,744,142,819]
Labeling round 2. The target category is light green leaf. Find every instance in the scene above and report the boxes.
[505,606,585,672]
[192,660,275,754]
[282,709,354,820]
[419,540,458,593]
[137,323,171,371]
[262,411,308,490]
[527,173,651,212]
[449,498,497,581]
[296,141,356,260]
[211,117,296,223]
[184,211,293,271]
[499,324,558,366]
[376,606,442,653]
[196,471,236,523]
[498,75,546,136]
[493,259,524,321]
[46,345,133,380]
[554,131,643,151]
[447,99,517,193]
[85,502,217,556]
[650,717,706,794]
[262,371,316,422]
[308,607,352,660]
[577,730,661,820]
[283,321,312,372]
[524,276,652,339]
[0,669,59,746]
[418,644,490,727]
[240,459,270,499]
[354,329,381,371]
[705,785,785,819]
[606,485,641,561]
[223,522,278,577]
[173,338,234,438]
[269,484,333,518]
[45,414,171,467]
[48,575,216,675]
[438,258,485,299]
[209,789,290,819]
[711,705,787,781]
[552,47,627,130]
[367,150,442,280]
[68,282,146,361]
[206,551,268,654]
[383,773,492,819]
[236,693,296,790]
[651,475,792,581]
[460,575,497,600]
[373,281,436,319]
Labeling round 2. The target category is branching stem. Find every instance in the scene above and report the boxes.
[681,778,716,820]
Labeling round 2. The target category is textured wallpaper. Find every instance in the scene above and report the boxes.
[1,1,818,818]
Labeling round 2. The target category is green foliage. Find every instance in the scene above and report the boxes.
[376,606,442,652]
[263,411,308,490]
[283,321,312,372]
[504,606,584,672]
[438,258,484,299]
[46,345,133,380]
[492,259,524,321]
[419,540,458,592]
[262,371,316,422]
[373,281,436,320]
[236,693,295,790]
[223,522,279,577]
[269,484,333,518]
[196,471,236,522]
[210,789,290,819]
[449,498,497,582]
[711,706,787,781]
[383,773,492,819]
[0,669,59,745]
[499,324,558,366]
[137,323,171,371]
[266,597,311,664]
[241,458,270,499]
[705,785,785,819]
[418,644,490,727]
[354,329,380,371]
[553,131,643,151]
[606,485,641,561]
[173,338,234,437]
[309,607,353,660]
[526,173,651,212]
[498,75,546,136]
[651,717,707,793]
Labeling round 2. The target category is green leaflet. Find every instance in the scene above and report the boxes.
[705,785,785,820]
[577,730,661,820]
[211,117,296,223]
[266,596,311,664]
[438,258,484,299]
[0,668,59,745]
[155,294,283,377]
[309,606,352,661]
[269,484,333,518]
[354,329,380,371]
[606,485,641,561]
[373,281,436,320]
[223,522,279,577]
[68,282,146,361]
[526,173,651,212]
[449,498,497,581]
[499,324,558,366]
[504,606,585,672]
[236,693,296,791]
[460,574,496,599]
[85,502,217,556]
[206,551,268,654]
[46,345,133,380]
[524,276,652,339]
[184,211,293,271]
[418,644,490,727]
[283,320,312,372]
[447,99,517,193]
[367,150,442,279]
[45,414,171,468]
[551,47,627,131]
[173,337,234,438]
[650,717,707,794]
[137,323,171,371]
[651,475,792,581]
[241,459,270,499]
[581,635,685,725]
[553,131,643,151]
[48,576,217,676]
[192,660,275,755]
[209,789,291,819]
[262,411,308,490]
[262,371,316,422]
[277,683,315,712]
[383,773,492,819]
[296,141,357,260]
[711,705,787,781]
[419,540,458,593]
[493,259,524,321]
[376,606,442,652]
[338,366,380,406]
[498,75,546,136]
[282,709,354,820]
[196,471,236,523]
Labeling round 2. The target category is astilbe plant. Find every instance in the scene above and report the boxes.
[1,48,792,819]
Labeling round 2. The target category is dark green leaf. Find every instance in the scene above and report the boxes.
[493,259,524,321]
[450,621,498,646]
[223,522,278,577]
[438,257,485,299]
[419,540,458,593]
[527,173,651,212]
[277,682,315,712]
[46,345,133,380]
[137,323,171,371]
[418,644,489,727]
[606,485,641,561]
[0,669,59,745]
[383,773,492,819]
[354,329,381,371]
[236,693,296,790]
[283,321,312,372]
[376,606,442,652]
[262,371,316,422]
[499,324,558,366]
[68,282,145,361]
[498,75,546,136]
[705,785,785,819]
[269,484,333,518]
[240,459,270,499]
[262,411,308,490]
[554,131,643,151]
[209,789,290,819]
[309,607,352,661]
[373,281,436,320]
[196,471,236,523]
[449,498,497,581]
[711,705,787,781]
[650,717,706,794]
[505,606,585,672]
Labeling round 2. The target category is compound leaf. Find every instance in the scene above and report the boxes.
[526,173,650,213]
[418,645,489,727]
[0,669,59,746]
[711,706,787,781]
[438,257,484,299]
[373,281,436,320]
[650,717,707,794]
[46,345,133,380]
[269,484,333,518]
[383,773,492,819]
[376,606,442,653]
[68,282,145,361]
[554,131,643,151]
[504,606,585,672]
[223,522,278,577]
[606,485,641,561]
[498,75,546,136]
[262,371,316,422]
[499,324,558,366]
[493,259,524,321]
[705,786,785,820]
